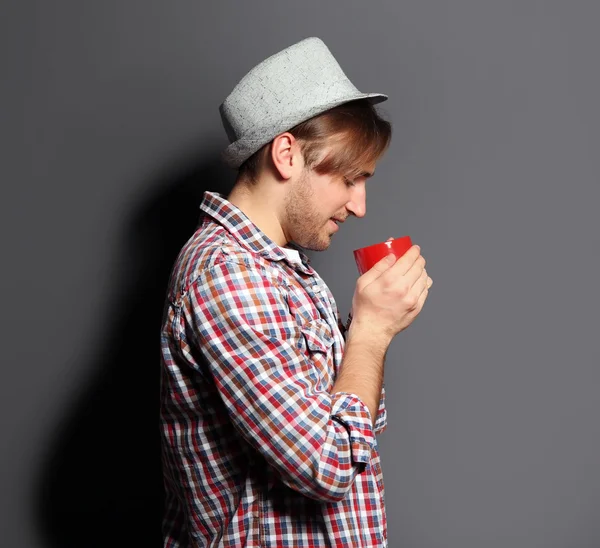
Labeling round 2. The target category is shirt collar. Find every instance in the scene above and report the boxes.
[199,191,314,274]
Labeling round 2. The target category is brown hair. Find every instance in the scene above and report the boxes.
[237,99,392,183]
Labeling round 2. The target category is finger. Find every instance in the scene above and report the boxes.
[385,245,421,277]
[417,271,433,308]
[359,252,397,285]
[416,283,430,311]
[420,269,431,292]
[413,266,429,293]
[392,252,425,289]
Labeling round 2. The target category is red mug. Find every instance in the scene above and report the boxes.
[353,236,413,275]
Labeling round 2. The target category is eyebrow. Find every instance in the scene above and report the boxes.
[361,171,374,178]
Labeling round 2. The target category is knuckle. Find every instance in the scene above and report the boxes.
[406,293,419,309]
[398,281,410,297]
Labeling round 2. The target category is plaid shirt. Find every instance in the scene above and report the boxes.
[160,192,388,547]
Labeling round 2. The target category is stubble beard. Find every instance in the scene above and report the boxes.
[284,172,334,252]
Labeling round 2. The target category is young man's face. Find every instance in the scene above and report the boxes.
[283,163,373,251]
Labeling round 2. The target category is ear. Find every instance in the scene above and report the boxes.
[270,132,302,180]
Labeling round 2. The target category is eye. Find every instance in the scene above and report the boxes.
[343,176,356,187]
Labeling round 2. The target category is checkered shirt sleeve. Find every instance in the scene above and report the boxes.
[181,256,376,501]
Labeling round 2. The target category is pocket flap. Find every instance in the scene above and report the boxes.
[301,319,334,354]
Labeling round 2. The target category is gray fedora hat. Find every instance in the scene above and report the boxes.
[219,37,388,169]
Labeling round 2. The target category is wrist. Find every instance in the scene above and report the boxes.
[346,318,392,354]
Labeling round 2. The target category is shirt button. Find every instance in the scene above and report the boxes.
[312,285,321,293]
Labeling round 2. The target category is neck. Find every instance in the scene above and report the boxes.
[227,180,287,246]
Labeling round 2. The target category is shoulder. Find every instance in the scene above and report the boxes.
[168,222,287,305]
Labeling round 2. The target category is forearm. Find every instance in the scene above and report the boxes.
[332,324,391,427]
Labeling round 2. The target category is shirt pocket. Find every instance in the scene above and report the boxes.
[299,318,335,389]
[300,318,334,354]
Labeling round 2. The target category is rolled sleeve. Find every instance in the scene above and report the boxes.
[331,392,375,465]
[374,385,388,435]
[181,258,373,502]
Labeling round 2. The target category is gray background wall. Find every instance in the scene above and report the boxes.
[2,1,599,547]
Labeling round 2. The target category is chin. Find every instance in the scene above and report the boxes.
[291,225,334,252]
[302,236,333,252]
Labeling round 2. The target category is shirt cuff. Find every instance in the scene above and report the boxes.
[331,392,375,465]
[374,405,387,435]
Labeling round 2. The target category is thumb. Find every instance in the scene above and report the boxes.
[359,253,396,284]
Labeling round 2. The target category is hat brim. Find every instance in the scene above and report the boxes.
[222,92,388,169]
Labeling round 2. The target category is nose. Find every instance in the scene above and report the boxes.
[346,185,366,218]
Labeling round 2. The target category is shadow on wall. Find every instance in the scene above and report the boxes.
[35,150,236,548]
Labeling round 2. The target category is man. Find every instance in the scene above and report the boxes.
[160,37,432,547]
